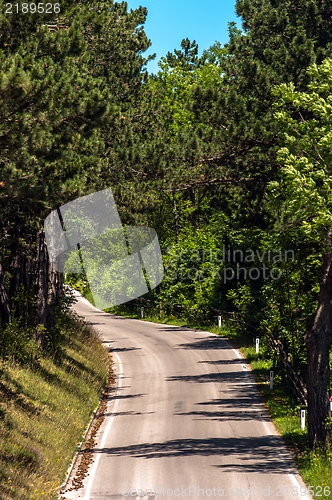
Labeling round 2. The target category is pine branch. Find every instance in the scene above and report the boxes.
[164,176,259,193]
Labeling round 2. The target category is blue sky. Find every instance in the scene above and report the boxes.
[125,0,241,73]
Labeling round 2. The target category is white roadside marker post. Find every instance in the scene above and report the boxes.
[301,409,306,430]
[218,315,222,328]
[330,397,332,413]
[255,338,259,354]
[270,370,274,390]
[141,306,144,318]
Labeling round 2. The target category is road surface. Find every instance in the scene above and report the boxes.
[63,292,312,500]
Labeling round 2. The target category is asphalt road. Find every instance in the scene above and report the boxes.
[64,293,312,500]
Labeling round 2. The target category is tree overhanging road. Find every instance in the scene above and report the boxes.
[63,293,312,500]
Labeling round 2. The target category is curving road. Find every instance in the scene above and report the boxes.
[63,292,312,500]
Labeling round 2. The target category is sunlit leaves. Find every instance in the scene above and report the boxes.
[270,58,332,245]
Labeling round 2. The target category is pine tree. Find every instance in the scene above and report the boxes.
[0,0,152,345]
[166,38,202,69]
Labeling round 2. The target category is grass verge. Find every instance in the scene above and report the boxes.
[0,313,110,500]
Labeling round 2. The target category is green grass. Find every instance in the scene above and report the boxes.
[0,314,110,500]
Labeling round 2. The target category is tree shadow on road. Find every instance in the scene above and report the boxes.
[92,435,297,473]
[166,370,254,384]
[198,359,250,365]
[175,337,230,350]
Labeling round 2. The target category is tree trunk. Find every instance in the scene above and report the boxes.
[47,261,63,329]
[56,271,64,311]
[9,253,23,318]
[305,252,332,448]
[173,193,179,243]
[34,231,48,348]
[0,263,11,325]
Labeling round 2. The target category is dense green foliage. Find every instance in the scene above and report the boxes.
[1,0,332,447]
